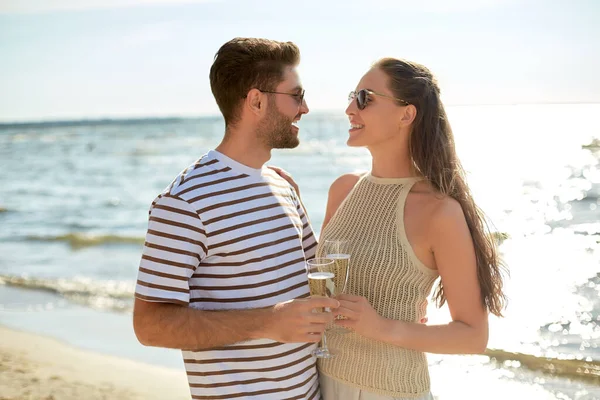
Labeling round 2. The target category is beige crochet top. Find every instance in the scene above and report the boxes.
[317,173,439,398]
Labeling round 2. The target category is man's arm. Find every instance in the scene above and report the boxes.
[134,188,338,350]
[133,296,338,350]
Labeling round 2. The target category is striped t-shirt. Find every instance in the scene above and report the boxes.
[135,150,319,400]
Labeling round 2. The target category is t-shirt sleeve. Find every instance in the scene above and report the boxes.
[292,189,317,260]
[135,194,207,306]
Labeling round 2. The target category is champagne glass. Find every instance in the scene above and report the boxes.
[306,257,336,358]
[322,239,351,334]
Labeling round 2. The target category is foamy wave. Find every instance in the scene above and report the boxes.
[1,275,598,383]
[26,233,144,248]
[582,138,600,151]
[492,231,510,244]
[485,348,600,384]
[0,275,135,312]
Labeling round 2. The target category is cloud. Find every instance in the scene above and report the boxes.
[0,0,220,14]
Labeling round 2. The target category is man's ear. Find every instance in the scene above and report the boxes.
[246,88,264,116]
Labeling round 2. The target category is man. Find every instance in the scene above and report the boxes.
[133,37,338,400]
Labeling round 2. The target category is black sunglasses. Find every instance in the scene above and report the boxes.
[245,89,306,105]
[348,89,410,110]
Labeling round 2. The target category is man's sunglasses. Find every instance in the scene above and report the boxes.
[244,89,306,105]
[348,89,410,110]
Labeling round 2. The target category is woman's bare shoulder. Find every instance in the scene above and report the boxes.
[329,171,365,197]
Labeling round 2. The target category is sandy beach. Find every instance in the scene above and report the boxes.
[2,321,599,400]
[0,326,190,400]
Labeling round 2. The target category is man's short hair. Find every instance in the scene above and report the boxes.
[209,37,300,126]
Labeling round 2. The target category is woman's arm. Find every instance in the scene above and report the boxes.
[321,173,362,231]
[336,197,488,354]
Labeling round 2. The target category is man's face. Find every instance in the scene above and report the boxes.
[257,66,309,149]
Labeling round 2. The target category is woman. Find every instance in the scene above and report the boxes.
[278,58,507,400]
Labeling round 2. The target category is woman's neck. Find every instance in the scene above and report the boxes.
[368,144,416,179]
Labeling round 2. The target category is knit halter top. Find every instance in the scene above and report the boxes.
[317,173,439,398]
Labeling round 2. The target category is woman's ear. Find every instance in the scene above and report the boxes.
[400,104,417,127]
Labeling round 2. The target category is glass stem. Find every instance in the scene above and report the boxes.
[321,331,329,351]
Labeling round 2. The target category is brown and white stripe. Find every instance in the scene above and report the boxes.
[135,150,319,400]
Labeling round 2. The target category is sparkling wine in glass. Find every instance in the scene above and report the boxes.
[322,239,351,334]
[306,257,336,358]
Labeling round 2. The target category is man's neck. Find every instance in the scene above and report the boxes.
[215,130,271,170]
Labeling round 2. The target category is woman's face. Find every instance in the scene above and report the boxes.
[345,67,408,149]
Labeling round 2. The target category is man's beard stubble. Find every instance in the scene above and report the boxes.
[257,104,299,150]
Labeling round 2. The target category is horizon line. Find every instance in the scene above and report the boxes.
[1,101,599,127]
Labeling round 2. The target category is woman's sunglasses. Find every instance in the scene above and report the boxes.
[348,89,410,110]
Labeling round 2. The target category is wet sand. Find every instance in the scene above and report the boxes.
[0,326,189,400]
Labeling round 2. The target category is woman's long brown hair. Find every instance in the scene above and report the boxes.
[375,58,508,316]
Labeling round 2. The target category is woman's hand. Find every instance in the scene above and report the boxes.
[334,294,387,339]
[335,294,428,342]
[267,166,300,197]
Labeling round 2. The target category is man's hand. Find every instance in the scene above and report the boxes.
[258,297,339,343]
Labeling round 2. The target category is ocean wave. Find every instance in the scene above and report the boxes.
[582,138,600,151]
[1,274,598,383]
[26,233,144,248]
[492,231,510,244]
[0,274,135,312]
[485,348,600,385]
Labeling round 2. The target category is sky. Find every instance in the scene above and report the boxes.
[0,0,598,122]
